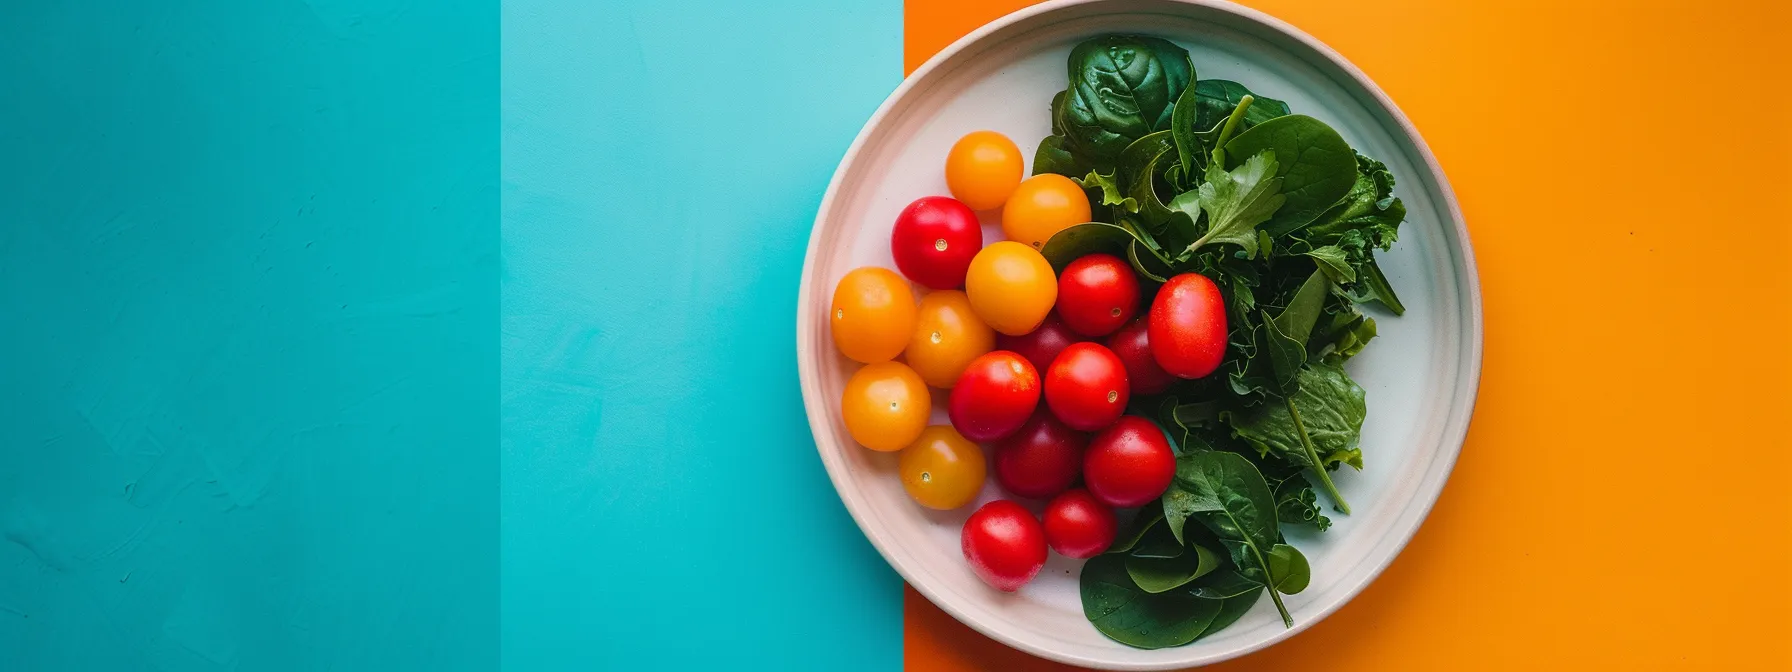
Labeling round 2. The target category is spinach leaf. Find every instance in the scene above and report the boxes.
[1273,475,1331,531]
[1298,152,1404,245]
[1114,131,1190,246]
[1130,520,1187,559]
[1039,222,1133,273]
[1033,133,1091,180]
[1263,269,1332,390]
[1192,80,1290,136]
[1202,588,1264,638]
[1167,450,1295,626]
[1191,569,1261,599]
[1127,539,1220,594]
[1081,554,1224,649]
[1226,363,1367,514]
[1059,36,1193,168]
[1318,305,1377,364]
[1169,151,1286,258]
[1171,79,1290,174]
[1108,499,1166,555]
[1349,256,1406,316]
[1267,544,1311,594]
[1129,238,1172,283]
[1223,115,1357,235]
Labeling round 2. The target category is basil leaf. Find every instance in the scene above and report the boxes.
[1081,554,1224,649]
[1224,115,1357,236]
[1060,36,1193,168]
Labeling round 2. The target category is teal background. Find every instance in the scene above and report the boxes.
[500,0,906,669]
[0,1,498,669]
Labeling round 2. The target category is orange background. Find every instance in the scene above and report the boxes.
[902,0,1792,669]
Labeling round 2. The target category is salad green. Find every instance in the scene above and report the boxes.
[1034,34,1409,648]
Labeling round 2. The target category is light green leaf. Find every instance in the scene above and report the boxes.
[1304,245,1356,283]
[1175,151,1286,258]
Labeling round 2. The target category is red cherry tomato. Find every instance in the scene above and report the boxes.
[961,500,1047,592]
[1107,317,1176,395]
[1043,489,1116,558]
[1149,273,1228,379]
[1044,342,1129,432]
[1055,253,1140,337]
[993,410,1087,499]
[948,351,1040,442]
[1083,416,1175,507]
[891,196,983,290]
[995,313,1084,375]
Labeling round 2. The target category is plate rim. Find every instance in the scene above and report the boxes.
[794,0,1484,668]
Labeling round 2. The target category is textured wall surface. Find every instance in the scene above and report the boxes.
[0,1,498,669]
[498,0,906,669]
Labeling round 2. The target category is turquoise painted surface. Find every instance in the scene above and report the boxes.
[500,0,905,669]
[0,2,498,670]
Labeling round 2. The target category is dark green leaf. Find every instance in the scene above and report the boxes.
[1200,589,1265,639]
[1127,542,1220,593]
[1172,151,1286,258]
[1298,152,1404,245]
[1267,544,1311,594]
[1273,475,1331,531]
[1059,36,1193,168]
[1114,131,1186,244]
[1170,452,1280,557]
[1108,499,1166,555]
[1128,238,1171,283]
[1032,133,1091,179]
[1191,569,1263,600]
[1226,363,1366,514]
[1081,554,1224,649]
[1191,80,1290,136]
[1304,245,1356,283]
[1039,222,1132,273]
[1224,115,1357,235]
[1352,256,1406,315]
[1131,520,1186,559]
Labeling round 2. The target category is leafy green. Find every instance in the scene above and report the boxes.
[1227,363,1367,514]
[1108,500,1166,555]
[1165,450,1297,626]
[1304,245,1356,283]
[1058,36,1193,169]
[1266,544,1311,594]
[1273,475,1331,531]
[1081,554,1224,649]
[1168,151,1286,258]
[1040,222,1134,273]
[1126,524,1221,594]
[1190,569,1262,599]
[1223,115,1357,235]
[1170,79,1290,175]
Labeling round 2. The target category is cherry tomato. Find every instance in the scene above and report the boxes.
[961,500,1047,592]
[1107,317,1176,395]
[993,410,1086,499]
[965,241,1057,336]
[1002,173,1091,249]
[1083,416,1175,507]
[945,131,1023,211]
[1149,273,1228,379]
[948,351,1040,442]
[906,290,995,388]
[996,312,1084,375]
[831,267,917,363]
[899,425,987,510]
[1044,343,1129,432]
[841,361,930,452]
[1056,253,1140,337]
[1043,489,1116,558]
[891,196,983,290]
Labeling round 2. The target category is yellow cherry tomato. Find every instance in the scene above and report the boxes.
[899,425,987,510]
[841,361,930,452]
[945,131,1024,211]
[830,267,917,363]
[1002,173,1092,249]
[965,241,1058,336]
[905,290,996,388]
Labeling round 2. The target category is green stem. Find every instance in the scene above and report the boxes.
[1208,95,1256,168]
[1285,396,1351,515]
[1247,544,1293,628]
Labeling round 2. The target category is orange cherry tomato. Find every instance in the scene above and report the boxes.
[1002,173,1092,249]
[830,267,917,363]
[898,425,987,510]
[945,131,1024,211]
[906,290,996,388]
[841,361,930,452]
[965,241,1058,336]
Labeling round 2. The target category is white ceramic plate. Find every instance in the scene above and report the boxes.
[795,0,1481,668]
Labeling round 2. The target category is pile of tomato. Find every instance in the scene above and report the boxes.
[829,131,1228,593]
